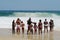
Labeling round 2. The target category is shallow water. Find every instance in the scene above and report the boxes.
[0,28,60,40]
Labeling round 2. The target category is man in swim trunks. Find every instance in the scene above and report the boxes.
[44,19,48,33]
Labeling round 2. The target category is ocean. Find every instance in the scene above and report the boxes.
[0,11,60,31]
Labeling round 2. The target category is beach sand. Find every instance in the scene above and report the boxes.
[0,28,60,40]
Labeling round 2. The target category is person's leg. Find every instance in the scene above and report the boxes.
[16,28,18,33]
[38,28,40,34]
[35,29,37,34]
[44,27,45,33]
[12,29,15,34]
[50,27,51,31]
[41,28,42,34]
[34,29,35,34]
[52,26,53,31]
[27,28,30,34]
[30,29,33,34]
[22,28,24,34]
[47,27,48,32]
[32,29,33,34]
[19,29,20,33]
[27,29,29,34]
[51,27,53,32]
[27,26,29,34]
[17,28,20,33]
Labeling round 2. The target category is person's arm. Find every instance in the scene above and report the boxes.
[41,23,42,27]
[53,22,54,27]
[37,23,39,28]
[14,22,16,27]
[23,23,25,27]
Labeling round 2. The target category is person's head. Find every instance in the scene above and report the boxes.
[50,19,52,22]
[50,19,53,22]
[21,21,23,23]
[17,18,20,20]
[45,19,47,21]
[51,20,53,22]
[29,17,31,20]
[34,23,36,25]
[12,20,15,23]
[17,18,21,21]
[39,19,41,22]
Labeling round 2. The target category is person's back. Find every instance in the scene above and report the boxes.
[12,20,16,34]
[38,20,42,34]
[27,19,32,25]
[49,21,53,27]
[38,22,42,28]
[49,19,54,31]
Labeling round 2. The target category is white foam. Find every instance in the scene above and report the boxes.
[0,12,60,31]
[0,16,60,31]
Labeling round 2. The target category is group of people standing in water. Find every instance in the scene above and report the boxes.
[12,18,25,34]
[12,18,54,34]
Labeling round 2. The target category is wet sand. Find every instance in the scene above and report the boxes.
[0,28,60,40]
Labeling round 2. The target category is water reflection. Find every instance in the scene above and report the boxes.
[49,32,54,40]
[11,31,54,40]
[44,33,48,40]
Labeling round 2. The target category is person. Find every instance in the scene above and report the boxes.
[30,24,33,34]
[27,18,33,34]
[21,21,25,34]
[16,18,21,33]
[49,19,54,32]
[34,23,37,34]
[38,20,42,34]
[44,19,48,33]
[12,20,16,34]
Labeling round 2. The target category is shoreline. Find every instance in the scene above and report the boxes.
[0,28,60,40]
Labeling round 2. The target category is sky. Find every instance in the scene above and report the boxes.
[0,0,60,10]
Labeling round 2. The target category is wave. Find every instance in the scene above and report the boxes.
[12,12,52,17]
[0,11,60,18]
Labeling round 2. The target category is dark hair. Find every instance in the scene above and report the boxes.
[12,20,15,23]
[39,19,41,22]
[34,23,36,25]
[21,21,23,23]
[17,18,20,20]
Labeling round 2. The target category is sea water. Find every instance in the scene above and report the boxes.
[0,11,60,31]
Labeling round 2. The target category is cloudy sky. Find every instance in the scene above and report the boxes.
[0,0,60,10]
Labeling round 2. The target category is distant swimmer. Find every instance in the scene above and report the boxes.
[44,19,48,33]
[21,21,25,34]
[16,18,21,33]
[12,20,16,34]
[49,19,54,32]
[38,19,42,34]
[34,23,37,34]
